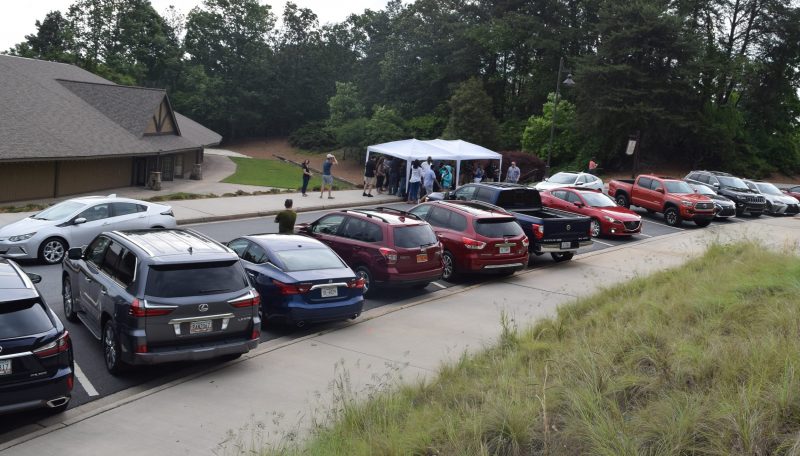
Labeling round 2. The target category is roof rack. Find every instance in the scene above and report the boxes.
[342,209,390,223]
[373,206,422,220]
[448,199,509,214]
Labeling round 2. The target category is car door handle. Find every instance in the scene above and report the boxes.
[100,288,107,295]
[247,271,258,277]
[84,276,93,283]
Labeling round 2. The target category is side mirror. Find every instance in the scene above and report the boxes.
[73,217,87,225]
[26,273,42,284]
[656,188,664,194]
[296,223,311,234]
[67,247,83,260]
[712,182,720,188]
[573,202,584,208]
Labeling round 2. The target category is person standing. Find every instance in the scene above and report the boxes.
[375,157,386,194]
[300,159,312,197]
[397,161,407,198]
[389,157,401,195]
[485,162,496,183]
[505,161,520,184]
[422,164,438,198]
[363,155,377,197]
[473,164,484,183]
[275,199,297,234]
[320,154,338,199]
[588,157,598,174]
[408,160,422,204]
[440,163,453,190]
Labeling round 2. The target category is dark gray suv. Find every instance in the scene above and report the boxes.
[61,229,261,374]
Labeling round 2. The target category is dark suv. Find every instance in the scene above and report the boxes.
[296,208,443,295]
[684,171,766,216]
[62,229,261,374]
[1,259,74,415]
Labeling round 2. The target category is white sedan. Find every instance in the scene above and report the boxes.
[0,195,177,264]
[533,171,604,191]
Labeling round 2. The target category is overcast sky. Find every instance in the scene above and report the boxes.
[0,0,399,51]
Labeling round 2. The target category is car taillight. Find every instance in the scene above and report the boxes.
[379,247,398,264]
[129,298,174,317]
[531,224,544,239]
[522,236,529,247]
[273,280,312,295]
[229,290,261,308]
[135,344,148,353]
[251,328,261,340]
[462,237,486,250]
[33,331,70,358]
[67,373,74,391]
[347,278,366,289]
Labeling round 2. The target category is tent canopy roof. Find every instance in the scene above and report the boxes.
[367,138,500,162]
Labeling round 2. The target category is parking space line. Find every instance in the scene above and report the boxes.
[431,281,447,289]
[638,233,653,238]
[74,362,99,397]
[592,239,615,247]
[642,220,686,231]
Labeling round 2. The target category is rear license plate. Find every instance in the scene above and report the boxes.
[561,241,573,249]
[499,246,511,254]
[416,253,428,263]
[190,320,213,334]
[320,286,338,298]
[0,359,11,376]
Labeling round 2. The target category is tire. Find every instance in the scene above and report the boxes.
[736,207,745,217]
[615,193,629,208]
[664,207,682,227]
[62,277,78,322]
[39,237,68,265]
[103,320,126,376]
[441,251,457,281]
[355,266,373,297]
[694,219,712,227]
[550,252,574,262]
[590,219,602,238]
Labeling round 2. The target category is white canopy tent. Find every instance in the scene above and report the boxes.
[365,139,502,192]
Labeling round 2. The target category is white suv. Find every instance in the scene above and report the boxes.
[0,195,176,264]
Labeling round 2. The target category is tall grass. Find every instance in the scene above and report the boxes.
[255,242,800,456]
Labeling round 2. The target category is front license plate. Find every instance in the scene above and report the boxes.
[499,246,511,254]
[0,359,11,376]
[190,320,213,334]
[416,253,428,263]
[561,241,573,249]
[320,286,338,298]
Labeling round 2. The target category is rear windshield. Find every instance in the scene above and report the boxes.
[496,189,541,209]
[0,301,52,338]
[393,225,437,249]
[146,261,248,298]
[473,219,524,238]
[274,249,345,272]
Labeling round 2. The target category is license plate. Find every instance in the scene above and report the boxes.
[190,320,213,334]
[561,241,573,249]
[0,359,11,376]
[320,286,338,298]
[499,246,511,254]
[416,253,428,263]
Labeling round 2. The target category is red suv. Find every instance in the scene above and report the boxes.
[295,208,443,295]
[408,201,529,281]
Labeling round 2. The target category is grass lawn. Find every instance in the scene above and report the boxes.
[262,243,800,455]
[223,157,352,190]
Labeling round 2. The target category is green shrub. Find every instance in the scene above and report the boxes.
[289,121,338,151]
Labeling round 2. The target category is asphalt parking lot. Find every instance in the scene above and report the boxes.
[0,202,756,442]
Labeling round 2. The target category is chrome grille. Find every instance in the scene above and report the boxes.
[695,202,714,210]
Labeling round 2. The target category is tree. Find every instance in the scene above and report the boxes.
[443,78,499,148]
[8,11,74,61]
[365,106,406,145]
[522,93,581,165]
[327,82,365,128]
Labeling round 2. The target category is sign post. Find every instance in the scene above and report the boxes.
[628,131,641,178]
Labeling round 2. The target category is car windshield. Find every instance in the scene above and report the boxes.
[32,201,86,221]
[393,225,437,249]
[274,248,345,272]
[146,261,248,298]
[580,192,617,207]
[0,300,52,338]
[691,184,715,196]
[717,176,749,191]
[473,218,524,238]
[664,181,693,194]
[548,173,578,184]
[755,183,783,195]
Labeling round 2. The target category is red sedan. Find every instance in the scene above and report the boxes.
[541,188,642,237]
[783,185,800,200]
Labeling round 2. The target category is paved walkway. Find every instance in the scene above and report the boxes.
[3,216,798,455]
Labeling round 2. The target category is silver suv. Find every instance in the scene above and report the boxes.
[61,229,260,374]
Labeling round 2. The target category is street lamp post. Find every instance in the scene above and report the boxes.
[545,57,575,178]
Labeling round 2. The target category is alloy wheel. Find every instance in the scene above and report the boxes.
[442,252,455,280]
[103,324,118,371]
[590,219,601,238]
[356,268,371,294]
[42,239,65,264]
[62,279,77,322]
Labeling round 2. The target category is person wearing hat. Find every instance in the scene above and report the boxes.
[275,199,297,234]
[320,154,338,199]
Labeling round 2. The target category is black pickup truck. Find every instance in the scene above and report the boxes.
[426,182,593,262]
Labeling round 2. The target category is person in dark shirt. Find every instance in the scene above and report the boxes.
[300,160,312,197]
[363,155,377,197]
[275,199,297,234]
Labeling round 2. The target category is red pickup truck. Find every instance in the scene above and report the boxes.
[607,175,716,227]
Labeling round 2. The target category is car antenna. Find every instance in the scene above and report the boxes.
[188,246,193,255]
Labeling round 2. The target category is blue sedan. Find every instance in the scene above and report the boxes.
[227,235,365,327]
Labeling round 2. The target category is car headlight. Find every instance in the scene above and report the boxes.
[603,216,618,223]
[681,200,693,208]
[9,232,36,242]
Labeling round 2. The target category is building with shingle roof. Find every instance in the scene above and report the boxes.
[0,55,221,203]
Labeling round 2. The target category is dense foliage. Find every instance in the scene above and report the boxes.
[7,0,800,175]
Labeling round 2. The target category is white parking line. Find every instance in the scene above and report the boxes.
[74,362,99,397]
[643,220,686,231]
[431,281,447,289]
[638,233,653,238]
[592,239,615,247]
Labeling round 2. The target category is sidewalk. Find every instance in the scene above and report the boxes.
[2,217,799,455]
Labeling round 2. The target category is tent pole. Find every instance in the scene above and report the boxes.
[455,160,461,188]
[498,157,503,182]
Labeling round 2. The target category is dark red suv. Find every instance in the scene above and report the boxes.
[408,201,529,281]
[295,208,443,295]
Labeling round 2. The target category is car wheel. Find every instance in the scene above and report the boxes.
[694,219,711,227]
[103,320,126,376]
[39,237,67,265]
[550,252,574,262]
[62,277,78,322]
[441,251,457,281]
[590,219,601,238]
[664,207,682,227]
[615,193,629,208]
[355,266,373,297]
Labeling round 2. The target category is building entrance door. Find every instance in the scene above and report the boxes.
[161,155,174,181]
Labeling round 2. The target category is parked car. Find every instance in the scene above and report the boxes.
[427,182,592,263]
[742,180,800,216]
[227,234,364,327]
[782,185,800,200]
[295,208,443,295]
[62,229,260,375]
[0,195,176,265]
[608,175,715,227]
[684,171,765,216]
[407,201,528,280]
[1,259,73,415]
[533,172,604,191]
[687,184,737,219]
[540,188,642,237]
